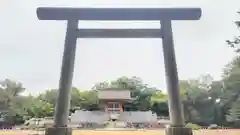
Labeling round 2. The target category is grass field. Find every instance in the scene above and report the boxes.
[0,129,240,135]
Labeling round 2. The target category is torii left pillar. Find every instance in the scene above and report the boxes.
[44,21,78,135]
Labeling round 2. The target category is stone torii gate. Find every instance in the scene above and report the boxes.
[36,7,201,135]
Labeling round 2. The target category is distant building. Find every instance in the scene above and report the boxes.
[70,88,170,129]
[98,88,133,115]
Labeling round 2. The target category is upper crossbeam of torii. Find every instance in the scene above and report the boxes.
[37,8,201,38]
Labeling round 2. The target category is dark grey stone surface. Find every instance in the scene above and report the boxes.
[166,127,193,135]
[45,127,72,135]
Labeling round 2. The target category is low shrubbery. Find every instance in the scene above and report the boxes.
[186,123,201,130]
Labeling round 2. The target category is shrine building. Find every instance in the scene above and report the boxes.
[97,88,133,114]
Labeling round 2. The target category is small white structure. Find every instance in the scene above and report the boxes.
[118,111,158,123]
[69,88,167,129]
[70,110,108,124]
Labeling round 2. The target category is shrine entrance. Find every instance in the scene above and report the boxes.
[106,102,121,121]
[106,102,122,113]
[37,7,202,135]
[98,88,132,120]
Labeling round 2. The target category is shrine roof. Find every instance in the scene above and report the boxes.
[97,87,131,91]
[97,88,132,100]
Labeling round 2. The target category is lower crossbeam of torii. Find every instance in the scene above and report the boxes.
[36,7,202,135]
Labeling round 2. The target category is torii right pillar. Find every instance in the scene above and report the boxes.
[161,20,192,135]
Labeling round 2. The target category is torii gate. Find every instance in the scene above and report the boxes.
[36,7,201,135]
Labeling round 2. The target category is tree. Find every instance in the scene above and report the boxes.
[226,100,240,127]
[221,57,240,108]
[179,76,220,125]
[208,81,225,125]
[150,91,169,116]
[219,56,240,126]
[0,79,25,107]
[225,16,240,126]
[226,11,240,52]
[38,87,83,108]
[38,89,58,106]
[77,90,99,111]
[1,70,239,127]
[0,79,25,124]
[25,97,54,118]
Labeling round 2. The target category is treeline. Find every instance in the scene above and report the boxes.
[0,56,240,128]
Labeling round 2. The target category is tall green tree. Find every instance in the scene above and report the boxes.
[0,79,25,124]
[220,56,240,126]
[226,100,240,127]
[179,76,221,125]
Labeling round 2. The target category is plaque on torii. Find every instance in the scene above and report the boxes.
[37,7,201,135]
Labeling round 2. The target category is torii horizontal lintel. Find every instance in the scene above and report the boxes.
[37,8,201,21]
[77,29,162,38]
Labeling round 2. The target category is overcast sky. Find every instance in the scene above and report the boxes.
[0,0,239,95]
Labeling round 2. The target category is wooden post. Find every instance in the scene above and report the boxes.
[120,103,123,112]
[105,102,108,113]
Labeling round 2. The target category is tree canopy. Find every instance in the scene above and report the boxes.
[1,10,240,128]
[0,66,240,128]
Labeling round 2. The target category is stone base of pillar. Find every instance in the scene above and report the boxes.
[165,127,193,135]
[45,127,72,135]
